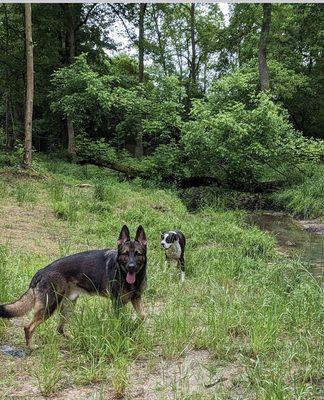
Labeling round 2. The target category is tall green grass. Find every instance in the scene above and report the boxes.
[0,157,322,398]
[272,165,324,218]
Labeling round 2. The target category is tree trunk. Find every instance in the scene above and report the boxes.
[203,62,207,94]
[135,3,147,158]
[138,3,147,83]
[190,3,197,85]
[153,6,167,75]
[66,4,76,156]
[3,5,14,150]
[67,119,75,155]
[258,3,272,91]
[22,3,34,169]
[5,93,10,149]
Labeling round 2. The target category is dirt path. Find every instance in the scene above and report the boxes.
[0,200,66,258]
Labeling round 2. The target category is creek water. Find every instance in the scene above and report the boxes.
[248,212,324,280]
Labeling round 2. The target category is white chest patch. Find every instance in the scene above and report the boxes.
[68,290,80,301]
[165,241,181,260]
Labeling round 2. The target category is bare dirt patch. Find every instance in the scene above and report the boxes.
[0,201,67,258]
[0,350,211,399]
[130,349,212,399]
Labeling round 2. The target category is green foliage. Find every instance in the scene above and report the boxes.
[113,75,184,147]
[50,54,184,153]
[182,69,321,185]
[76,136,118,163]
[272,165,324,218]
[50,54,112,129]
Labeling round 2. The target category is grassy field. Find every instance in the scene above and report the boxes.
[0,157,322,399]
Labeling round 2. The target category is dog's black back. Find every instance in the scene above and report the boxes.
[0,225,147,347]
[30,248,146,301]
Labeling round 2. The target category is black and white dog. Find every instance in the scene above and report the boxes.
[160,230,186,282]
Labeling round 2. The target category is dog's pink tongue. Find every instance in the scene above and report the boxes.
[126,272,136,284]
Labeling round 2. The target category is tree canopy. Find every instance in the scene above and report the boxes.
[0,3,323,187]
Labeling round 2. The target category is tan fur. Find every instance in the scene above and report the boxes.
[2,288,35,317]
[131,297,146,321]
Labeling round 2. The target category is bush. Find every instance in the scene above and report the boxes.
[182,86,321,187]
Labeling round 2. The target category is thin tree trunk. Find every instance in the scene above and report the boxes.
[135,3,147,157]
[258,3,272,91]
[153,6,167,75]
[22,3,34,169]
[66,4,76,156]
[11,103,18,148]
[4,5,13,150]
[190,3,196,84]
[67,118,75,155]
[138,3,147,83]
[5,93,9,149]
[203,62,207,94]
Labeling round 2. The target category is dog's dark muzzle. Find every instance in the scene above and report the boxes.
[127,262,136,272]
[126,262,136,284]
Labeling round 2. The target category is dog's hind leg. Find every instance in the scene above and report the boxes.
[57,297,78,335]
[131,296,146,321]
[24,288,63,349]
[178,257,185,283]
[23,299,53,349]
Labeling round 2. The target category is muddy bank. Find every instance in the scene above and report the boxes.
[248,211,324,278]
[298,219,324,235]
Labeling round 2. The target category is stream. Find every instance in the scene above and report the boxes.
[248,212,324,280]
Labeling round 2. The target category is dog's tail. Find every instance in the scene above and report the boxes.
[0,288,34,319]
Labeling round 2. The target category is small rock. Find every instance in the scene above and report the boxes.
[0,345,27,358]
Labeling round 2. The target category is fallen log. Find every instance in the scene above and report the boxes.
[77,158,223,188]
[76,158,281,192]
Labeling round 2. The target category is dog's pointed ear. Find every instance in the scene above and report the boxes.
[118,225,130,245]
[135,225,147,246]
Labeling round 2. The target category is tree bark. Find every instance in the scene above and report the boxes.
[3,5,14,150]
[66,4,76,156]
[67,118,76,155]
[152,5,167,75]
[5,93,9,149]
[138,3,147,83]
[203,62,207,94]
[190,3,197,85]
[258,3,272,91]
[22,3,34,169]
[135,3,147,158]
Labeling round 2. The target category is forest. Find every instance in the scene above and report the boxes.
[0,3,323,190]
[0,2,323,399]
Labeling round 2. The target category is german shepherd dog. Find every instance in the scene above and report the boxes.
[0,225,147,348]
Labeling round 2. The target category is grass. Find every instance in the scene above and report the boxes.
[0,155,322,399]
[271,164,324,219]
